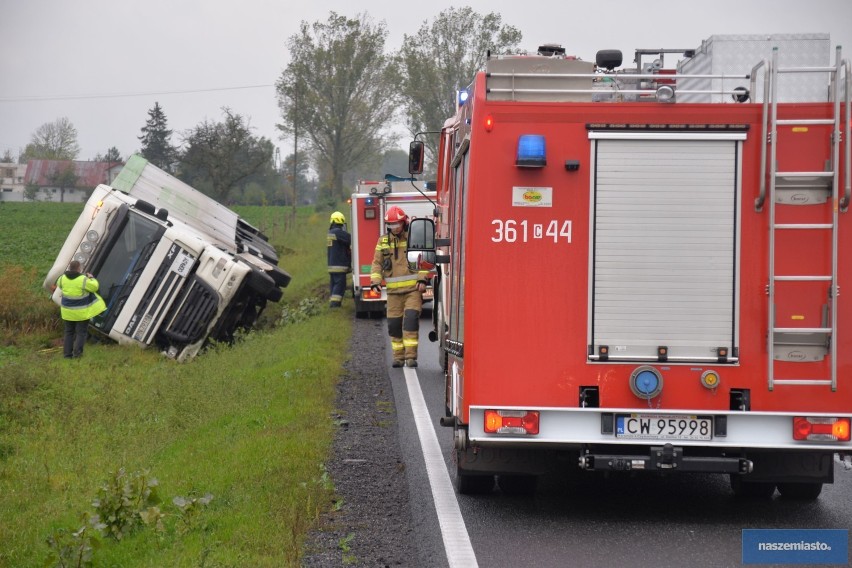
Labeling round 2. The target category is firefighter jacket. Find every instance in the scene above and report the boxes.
[370,229,430,295]
[327,224,352,273]
[56,271,107,322]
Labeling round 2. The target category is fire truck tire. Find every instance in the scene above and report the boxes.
[497,474,538,496]
[729,475,776,499]
[456,468,495,495]
[776,482,823,500]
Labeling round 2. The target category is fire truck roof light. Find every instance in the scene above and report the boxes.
[792,416,851,442]
[457,89,469,107]
[484,409,540,435]
[516,135,546,167]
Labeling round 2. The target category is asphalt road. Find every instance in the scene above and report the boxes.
[388,319,852,568]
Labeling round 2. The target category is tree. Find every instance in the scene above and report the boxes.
[179,108,275,203]
[47,162,78,203]
[394,8,522,164]
[139,102,177,172]
[23,182,40,202]
[276,12,398,204]
[1,149,14,163]
[21,117,81,161]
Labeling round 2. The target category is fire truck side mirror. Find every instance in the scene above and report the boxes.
[407,218,435,250]
[408,141,425,175]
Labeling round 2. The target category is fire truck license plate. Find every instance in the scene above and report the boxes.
[616,414,712,441]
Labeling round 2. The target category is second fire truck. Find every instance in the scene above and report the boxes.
[349,178,436,317]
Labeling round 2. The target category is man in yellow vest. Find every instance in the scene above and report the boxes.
[52,260,107,359]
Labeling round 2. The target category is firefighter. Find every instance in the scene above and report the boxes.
[370,206,429,368]
[327,211,352,308]
[51,259,106,359]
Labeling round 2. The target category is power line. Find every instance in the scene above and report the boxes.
[0,84,276,103]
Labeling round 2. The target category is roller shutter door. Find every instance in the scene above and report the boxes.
[590,134,742,362]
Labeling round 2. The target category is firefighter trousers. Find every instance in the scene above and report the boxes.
[386,290,422,362]
[328,272,346,306]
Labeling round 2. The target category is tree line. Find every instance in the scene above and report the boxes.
[8,7,523,207]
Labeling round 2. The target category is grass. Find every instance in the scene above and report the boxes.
[0,202,355,566]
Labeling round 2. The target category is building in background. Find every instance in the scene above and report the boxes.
[0,160,123,203]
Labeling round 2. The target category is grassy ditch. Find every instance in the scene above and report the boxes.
[0,202,353,566]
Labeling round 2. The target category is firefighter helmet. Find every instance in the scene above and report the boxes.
[384,206,408,224]
[330,211,346,225]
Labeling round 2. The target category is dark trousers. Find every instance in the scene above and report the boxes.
[329,272,347,305]
[63,320,89,358]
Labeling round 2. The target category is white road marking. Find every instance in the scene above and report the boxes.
[403,366,479,568]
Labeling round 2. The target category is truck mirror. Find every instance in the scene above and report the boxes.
[408,141,425,175]
[407,250,437,271]
[407,218,435,250]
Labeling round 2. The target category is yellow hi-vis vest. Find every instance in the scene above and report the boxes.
[57,273,107,322]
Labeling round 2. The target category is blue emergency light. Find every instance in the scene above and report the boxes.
[516,134,547,167]
[457,89,469,107]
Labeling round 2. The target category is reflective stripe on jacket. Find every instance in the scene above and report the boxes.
[57,272,107,321]
[370,230,429,294]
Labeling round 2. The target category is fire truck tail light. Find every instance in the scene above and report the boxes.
[792,416,851,441]
[484,410,540,435]
[516,135,546,167]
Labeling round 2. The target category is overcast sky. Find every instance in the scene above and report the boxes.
[2,0,850,162]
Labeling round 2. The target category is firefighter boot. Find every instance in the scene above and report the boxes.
[405,359,418,368]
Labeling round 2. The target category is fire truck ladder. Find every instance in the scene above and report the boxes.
[765,46,850,391]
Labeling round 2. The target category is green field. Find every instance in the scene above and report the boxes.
[0,202,352,567]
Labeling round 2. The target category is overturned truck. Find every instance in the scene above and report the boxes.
[44,155,290,361]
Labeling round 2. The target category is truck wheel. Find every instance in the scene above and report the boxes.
[730,475,776,499]
[245,266,276,298]
[776,482,823,500]
[497,474,537,496]
[266,265,291,288]
[456,466,494,495]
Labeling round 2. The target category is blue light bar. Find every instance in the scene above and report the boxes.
[516,134,546,167]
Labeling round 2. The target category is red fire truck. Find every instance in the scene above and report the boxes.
[349,178,436,317]
[407,36,851,497]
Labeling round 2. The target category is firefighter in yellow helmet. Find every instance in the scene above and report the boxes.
[51,259,107,358]
[370,206,429,368]
[327,211,351,308]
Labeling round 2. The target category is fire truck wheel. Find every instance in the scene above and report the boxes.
[456,468,495,495]
[776,482,823,500]
[729,475,776,499]
[497,474,538,496]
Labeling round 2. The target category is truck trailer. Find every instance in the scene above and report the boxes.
[407,36,851,498]
[44,155,290,361]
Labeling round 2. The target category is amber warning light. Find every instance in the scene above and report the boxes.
[792,417,851,442]
[484,410,540,435]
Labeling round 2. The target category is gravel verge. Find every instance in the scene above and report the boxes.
[300,316,419,567]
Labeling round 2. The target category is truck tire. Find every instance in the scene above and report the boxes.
[730,475,776,499]
[246,266,281,299]
[266,265,291,288]
[497,474,537,496]
[776,482,823,500]
[456,464,494,495]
